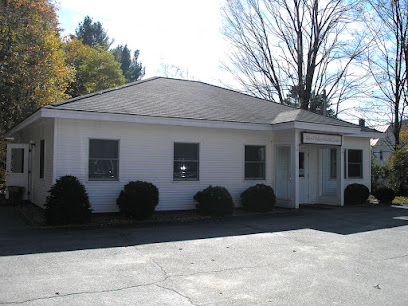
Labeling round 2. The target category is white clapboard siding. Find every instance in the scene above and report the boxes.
[54,118,274,213]
[343,136,372,191]
[12,118,55,208]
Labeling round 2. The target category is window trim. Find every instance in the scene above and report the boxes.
[299,151,305,178]
[244,145,266,180]
[88,138,120,181]
[173,142,200,181]
[329,148,337,180]
[39,139,45,179]
[344,149,363,179]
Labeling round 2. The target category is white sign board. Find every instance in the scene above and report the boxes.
[302,133,342,146]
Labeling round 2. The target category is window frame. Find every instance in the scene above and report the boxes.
[344,149,363,179]
[299,151,305,178]
[88,138,120,181]
[329,148,337,180]
[244,145,266,180]
[173,142,200,181]
[39,139,45,179]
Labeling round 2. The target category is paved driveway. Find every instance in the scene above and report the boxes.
[0,205,408,305]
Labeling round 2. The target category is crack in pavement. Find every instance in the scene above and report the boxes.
[0,280,165,305]
[155,284,198,306]
[0,257,272,305]
[381,254,408,261]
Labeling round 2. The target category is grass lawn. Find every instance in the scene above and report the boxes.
[370,195,408,205]
[393,196,408,205]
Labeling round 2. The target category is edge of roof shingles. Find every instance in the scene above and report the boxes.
[49,76,162,107]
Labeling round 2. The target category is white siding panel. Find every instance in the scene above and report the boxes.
[13,118,54,208]
[343,137,371,191]
[55,119,274,213]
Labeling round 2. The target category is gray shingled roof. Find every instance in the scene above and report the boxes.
[46,77,373,130]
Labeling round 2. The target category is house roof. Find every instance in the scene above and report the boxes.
[44,77,371,130]
[372,124,391,133]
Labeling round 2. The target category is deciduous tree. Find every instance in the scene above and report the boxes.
[222,0,367,115]
[0,0,73,177]
[363,0,408,150]
[64,38,125,97]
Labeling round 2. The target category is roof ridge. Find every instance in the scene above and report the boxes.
[49,76,162,107]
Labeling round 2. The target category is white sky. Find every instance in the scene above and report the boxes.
[57,0,231,86]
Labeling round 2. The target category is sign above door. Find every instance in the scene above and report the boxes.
[302,133,342,146]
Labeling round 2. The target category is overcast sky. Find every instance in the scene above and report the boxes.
[57,0,230,86]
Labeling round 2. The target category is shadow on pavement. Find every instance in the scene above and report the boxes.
[1,205,408,257]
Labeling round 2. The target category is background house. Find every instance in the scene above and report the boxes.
[371,122,407,166]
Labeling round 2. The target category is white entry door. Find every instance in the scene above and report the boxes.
[299,149,309,204]
[275,146,291,200]
[6,144,30,200]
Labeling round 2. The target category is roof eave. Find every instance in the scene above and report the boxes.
[3,109,43,138]
[271,121,362,134]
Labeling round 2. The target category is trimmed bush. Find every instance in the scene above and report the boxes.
[45,175,92,225]
[241,184,276,212]
[344,183,369,205]
[117,181,159,219]
[374,186,395,205]
[194,185,234,216]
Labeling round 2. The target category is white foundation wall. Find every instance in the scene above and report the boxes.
[343,136,372,191]
[13,118,55,208]
[54,119,275,212]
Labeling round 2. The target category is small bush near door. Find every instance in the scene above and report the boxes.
[194,186,234,216]
[241,184,276,212]
[117,181,159,219]
[344,183,369,205]
[374,186,395,205]
[45,175,92,225]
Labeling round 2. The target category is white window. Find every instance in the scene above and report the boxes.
[344,149,363,179]
[245,145,265,180]
[173,143,199,180]
[89,139,119,181]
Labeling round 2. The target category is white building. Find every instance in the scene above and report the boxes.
[4,77,382,211]
[371,123,407,166]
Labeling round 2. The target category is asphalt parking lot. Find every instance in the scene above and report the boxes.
[0,204,408,305]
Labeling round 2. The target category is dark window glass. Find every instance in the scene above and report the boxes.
[330,148,337,179]
[173,143,199,180]
[89,139,119,180]
[245,146,265,179]
[11,148,24,173]
[347,149,362,178]
[89,139,118,159]
[299,152,305,177]
[40,140,45,179]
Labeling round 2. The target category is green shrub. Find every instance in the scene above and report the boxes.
[117,181,159,219]
[374,186,395,204]
[194,185,234,216]
[241,184,276,212]
[45,175,92,225]
[344,183,369,205]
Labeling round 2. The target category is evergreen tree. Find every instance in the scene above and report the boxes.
[112,45,145,83]
[73,15,112,49]
[283,86,336,118]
